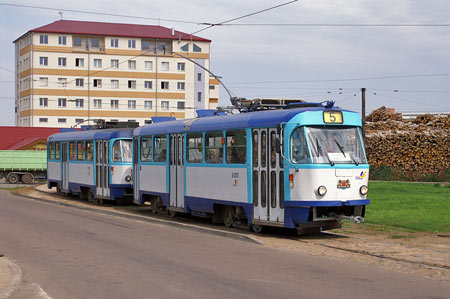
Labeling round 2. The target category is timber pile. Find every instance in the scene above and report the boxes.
[365,107,450,177]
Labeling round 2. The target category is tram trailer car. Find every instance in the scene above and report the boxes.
[47,129,134,203]
[133,103,370,232]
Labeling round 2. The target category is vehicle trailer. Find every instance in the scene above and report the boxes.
[0,150,47,183]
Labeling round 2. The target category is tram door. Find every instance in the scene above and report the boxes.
[96,140,110,198]
[133,137,140,204]
[169,134,184,210]
[61,142,69,191]
[252,128,284,223]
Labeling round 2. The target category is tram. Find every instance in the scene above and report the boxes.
[47,128,134,204]
[133,102,370,232]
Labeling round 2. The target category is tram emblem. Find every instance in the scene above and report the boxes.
[337,179,351,189]
[356,171,367,180]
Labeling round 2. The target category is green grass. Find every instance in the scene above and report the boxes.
[365,182,450,233]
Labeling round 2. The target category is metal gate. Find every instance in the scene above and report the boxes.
[169,134,184,210]
[61,142,69,191]
[252,128,284,224]
[96,140,110,198]
[133,137,140,204]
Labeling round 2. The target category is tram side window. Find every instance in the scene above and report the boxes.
[141,137,153,162]
[49,142,55,160]
[154,135,167,162]
[226,130,246,164]
[290,127,310,164]
[187,133,203,163]
[77,141,85,161]
[55,142,61,160]
[205,132,223,164]
[86,141,93,161]
[69,142,76,160]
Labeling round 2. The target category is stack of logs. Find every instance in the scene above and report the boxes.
[365,107,450,178]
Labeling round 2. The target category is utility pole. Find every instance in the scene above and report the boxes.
[361,87,366,141]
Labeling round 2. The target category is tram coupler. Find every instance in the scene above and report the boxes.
[340,215,364,224]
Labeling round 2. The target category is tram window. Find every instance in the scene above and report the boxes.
[279,171,284,209]
[55,142,61,160]
[86,141,93,161]
[290,127,310,164]
[261,170,267,208]
[271,171,276,208]
[205,132,223,164]
[252,131,258,167]
[226,130,246,164]
[187,133,203,163]
[77,141,85,161]
[253,170,258,207]
[154,135,167,162]
[261,131,266,167]
[270,131,277,168]
[69,142,76,160]
[113,141,121,162]
[49,142,55,160]
[112,140,133,163]
[140,137,152,162]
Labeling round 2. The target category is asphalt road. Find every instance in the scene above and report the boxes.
[0,190,449,299]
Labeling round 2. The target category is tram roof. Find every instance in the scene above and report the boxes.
[47,128,134,142]
[134,106,355,136]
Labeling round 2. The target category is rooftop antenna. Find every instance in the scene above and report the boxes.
[59,11,63,20]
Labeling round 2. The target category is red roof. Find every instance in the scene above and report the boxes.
[0,127,62,150]
[24,20,210,42]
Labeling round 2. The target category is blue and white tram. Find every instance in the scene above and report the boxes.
[47,129,134,203]
[133,103,370,232]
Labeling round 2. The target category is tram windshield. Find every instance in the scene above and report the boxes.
[290,126,367,165]
[112,139,133,163]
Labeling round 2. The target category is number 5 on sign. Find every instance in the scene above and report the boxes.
[323,111,343,124]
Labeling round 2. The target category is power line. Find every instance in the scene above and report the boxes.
[222,23,450,27]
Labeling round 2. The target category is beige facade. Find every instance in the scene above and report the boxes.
[14,22,219,127]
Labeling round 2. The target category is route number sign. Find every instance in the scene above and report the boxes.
[323,111,343,124]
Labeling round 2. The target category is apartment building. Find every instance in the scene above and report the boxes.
[14,20,220,127]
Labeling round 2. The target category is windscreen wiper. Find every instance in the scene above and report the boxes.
[334,139,359,166]
[317,138,334,166]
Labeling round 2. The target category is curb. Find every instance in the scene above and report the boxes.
[0,257,23,299]
[14,187,263,246]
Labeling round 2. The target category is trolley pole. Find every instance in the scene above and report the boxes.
[361,87,366,141]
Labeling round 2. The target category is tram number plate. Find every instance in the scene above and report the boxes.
[323,111,343,124]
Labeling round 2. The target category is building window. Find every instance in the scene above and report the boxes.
[141,40,151,51]
[144,101,152,109]
[193,43,202,52]
[111,100,119,109]
[177,82,185,90]
[75,99,84,108]
[93,79,102,88]
[93,59,102,68]
[128,39,136,49]
[111,80,119,89]
[180,44,189,52]
[58,78,67,87]
[39,118,48,123]
[144,81,152,89]
[197,92,202,102]
[128,80,136,89]
[128,60,136,69]
[58,57,66,66]
[161,101,169,110]
[209,85,215,90]
[94,99,102,108]
[111,59,119,69]
[177,63,185,71]
[39,35,48,44]
[161,81,169,90]
[39,98,48,107]
[58,98,67,107]
[145,61,153,70]
[58,36,66,45]
[76,78,84,87]
[39,57,48,66]
[58,118,66,123]
[177,101,185,110]
[161,62,169,71]
[90,38,100,48]
[128,100,136,109]
[73,37,82,47]
[75,58,84,67]
[39,77,48,87]
[110,38,118,48]
[198,73,202,81]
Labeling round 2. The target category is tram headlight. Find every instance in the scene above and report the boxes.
[317,186,327,196]
[125,175,132,182]
[360,185,368,195]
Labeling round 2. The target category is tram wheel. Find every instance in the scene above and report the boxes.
[7,173,19,184]
[21,173,33,184]
[87,189,95,203]
[151,198,158,214]
[223,206,235,228]
[252,224,264,234]
[168,209,177,218]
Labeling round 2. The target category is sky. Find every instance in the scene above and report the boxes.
[1,0,450,126]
